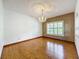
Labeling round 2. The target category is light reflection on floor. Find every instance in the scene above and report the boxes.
[47,42,64,59]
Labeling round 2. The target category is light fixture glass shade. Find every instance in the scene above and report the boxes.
[39,16,46,22]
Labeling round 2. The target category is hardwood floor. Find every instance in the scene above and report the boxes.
[1,37,78,59]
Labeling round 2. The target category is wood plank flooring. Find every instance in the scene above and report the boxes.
[1,38,78,59]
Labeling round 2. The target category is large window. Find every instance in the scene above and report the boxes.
[47,21,64,36]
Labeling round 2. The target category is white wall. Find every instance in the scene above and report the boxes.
[0,0,4,57]
[4,9,42,45]
[75,0,79,57]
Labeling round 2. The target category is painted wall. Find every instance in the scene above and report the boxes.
[0,0,4,57]
[75,0,79,57]
[4,9,42,45]
[43,13,74,42]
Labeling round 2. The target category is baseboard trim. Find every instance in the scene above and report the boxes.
[74,43,79,59]
[1,47,4,59]
[4,36,43,47]
[43,36,74,44]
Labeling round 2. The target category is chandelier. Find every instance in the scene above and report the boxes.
[39,8,47,22]
[32,3,52,22]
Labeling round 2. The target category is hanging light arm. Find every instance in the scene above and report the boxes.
[42,9,43,16]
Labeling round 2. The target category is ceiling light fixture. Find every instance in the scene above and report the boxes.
[33,3,52,22]
[39,8,46,22]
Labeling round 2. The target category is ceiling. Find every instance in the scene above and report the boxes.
[3,0,76,19]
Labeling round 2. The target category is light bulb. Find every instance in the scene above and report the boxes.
[39,16,46,22]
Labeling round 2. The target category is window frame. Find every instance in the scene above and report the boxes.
[46,21,64,36]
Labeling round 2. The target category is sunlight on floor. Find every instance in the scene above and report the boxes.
[47,42,64,59]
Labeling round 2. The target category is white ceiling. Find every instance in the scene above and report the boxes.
[3,0,76,18]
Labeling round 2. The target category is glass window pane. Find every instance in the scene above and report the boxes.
[50,23,53,28]
[51,29,54,34]
[58,21,63,27]
[53,22,58,28]
[53,28,57,35]
[58,28,63,32]
[47,25,49,34]
[50,29,52,34]
[47,29,50,34]
[49,30,51,34]
[58,28,64,35]
[48,23,54,29]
